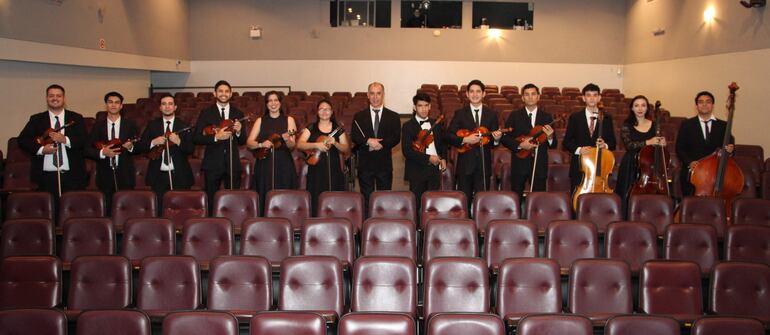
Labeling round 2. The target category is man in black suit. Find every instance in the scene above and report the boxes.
[446,79,503,206]
[352,82,401,206]
[562,83,616,193]
[402,93,447,210]
[675,91,735,196]
[193,80,246,203]
[500,83,556,195]
[139,94,194,202]
[85,91,138,209]
[18,84,87,198]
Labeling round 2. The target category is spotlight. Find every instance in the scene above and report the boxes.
[420,0,431,11]
[703,6,716,23]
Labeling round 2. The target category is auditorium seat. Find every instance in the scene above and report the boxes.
[628,194,673,235]
[338,312,415,335]
[605,221,658,272]
[5,191,53,221]
[180,218,233,268]
[162,311,238,335]
[240,218,293,268]
[207,255,272,318]
[484,220,538,272]
[0,308,66,335]
[640,260,703,323]
[0,256,61,308]
[424,257,489,320]
[524,192,572,233]
[568,259,632,324]
[517,314,592,335]
[575,193,622,233]
[423,219,478,264]
[212,189,259,231]
[317,191,364,233]
[425,313,505,335]
[130,158,150,189]
[725,224,770,264]
[421,191,467,229]
[472,191,520,234]
[604,315,680,335]
[0,218,54,258]
[111,190,157,229]
[239,158,253,190]
[547,149,568,164]
[351,256,417,316]
[189,158,205,190]
[121,218,175,266]
[76,309,151,335]
[679,196,727,237]
[709,261,770,323]
[545,220,598,272]
[162,190,207,230]
[691,316,765,335]
[734,144,764,163]
[265,189,311,231]
[279,256,344,322]
[300,218,355,266]
[439,162,455,190]
[60,217,115,264]
[496,258,561,324]
[57,191,105,226]
[360,218,417,260]
[136,256,201,318]
[249,311,326,335]
[5,137,31,162]
[732,198,770,225]
[764,172,770,200]
[1,161,35,191]
[664,223,718,274]
[66,255,131,317]
[545,164,571,192]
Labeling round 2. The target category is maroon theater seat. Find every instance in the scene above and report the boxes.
[279,256,344,322]
[360,218,417,260]
[664,223,718,274]
[423,257,489,320]
[496,258,561,324]
[60,217,115,264]
[545,220,598,271]
[240,218,293,268]
[472,191,520,234]
[0,218,54,258]
[121,218,175,266]
[484,220,537,272]
[265,189,311,232]
[604,315,680,335]
[212,190,259,231]
[66,255,131,317]
[426,313,504,335]
[162,311,238,335]
[162,190,208,230]
[58,191,105,227]
[207,256,272,318]
[338,312,415,335]
[5,191,53,221]
[568,259,632,324]
[351,256,417,316]
[679,196,727,237]
[318,191,364,233]
[301,218,355,266]
[732,198,770,225]
[0,309,66,335]
[180,218,233,268]
[517,314,592,335]
[605,221,658,272]
[575,193,622,233]
[111,190,157,229]
[725,224,770,264]
[423,219,478,263]
[368,191,416,223]
[77,309,151,335]
[628,194,673,235]
[421,191,468,229]
[249,311,326,335]
[0,256,61,308]
[709,262,770,323]
[524,192,572,233]
[640,260,703,323]
[692,316,765,335]
[137,256,201,318]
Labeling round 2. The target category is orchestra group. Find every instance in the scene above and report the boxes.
[19,79,737,214]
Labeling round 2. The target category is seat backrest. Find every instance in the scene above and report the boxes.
[421,191,468,228]
[517,314,592,335]
[265,189,311,231]
[2,161,35,191]
[240,218,293,266]
[423,257,489,319]
[132,157,151,190]
[725,224,770,264]
[0,309,66,335]
[0,218,54,259]
[576,193,622,233]
[77,309,151,335]
[604,315,680,335]
[709,262,770,320]
[680,196,727,237]
[545,220,598,270]
[497,258,561,319]
[58,191,105,227]
[360,218,416,260]
[0,256,61,308]
[423,219,478,263]
[279,256,344,317]
[640,260,703,316]
[162,191,208,230]
[664,223,718,274]
[484,220,537,271]
[208,256,271,313]
[300,218,355,265]
[121,218,175,265]
[67,255,131,310]
[5,191,53,221]
[213,190,259,230]
[351,256,417,316]
[338,312,415,335]
[318,191,364,233]
[546,163,571,192]
[568,259,632,315]
[524,192,572,233]
[137,256,200,311]
[162,311,238,335]
[249,311,326,335]
[733,198,770,226]
[628,194,673,235]
[425,313,505,335]
[691,316,765,335]
[472,191,520,233]
[60,217,115,263]
[111,190,157,228]
[605,221,658,272]
[180,217,233,264]
[368,191,416,223]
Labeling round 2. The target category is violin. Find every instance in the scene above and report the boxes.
[572,111,615,209]
[304,125,344,166]
[411,115,445,153]
[515,119,558,159]
[455,127,513,153]
[147,126,193,160]
[255,129,297,160]
[35,121,75,146]
[94,136,140,154]
[630,101,671,196]
[202,116,249,136]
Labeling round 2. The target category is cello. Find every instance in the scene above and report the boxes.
[630,101,671,196]
[572,111,615,209]
[689,82,744,217]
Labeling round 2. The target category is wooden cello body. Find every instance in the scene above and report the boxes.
[572,112,615,209]
[630,101,671,196]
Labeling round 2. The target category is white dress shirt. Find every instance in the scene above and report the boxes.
[38,110,71,171]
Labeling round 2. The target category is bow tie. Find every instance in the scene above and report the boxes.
[419,120,430,125]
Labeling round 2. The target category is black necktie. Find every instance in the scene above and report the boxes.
[474,109,480,127]
[54,116,63,167]
[163,121,171,165]
[373,109,380,137]
[527,113,534,126]
[589,116,597,137]
[703,120,711,140]
[110,122,117,167]
[220,107,225,119]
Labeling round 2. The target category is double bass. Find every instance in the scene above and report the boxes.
[572,111,615,209]
[630,101,671,196]
[690,82,744,217]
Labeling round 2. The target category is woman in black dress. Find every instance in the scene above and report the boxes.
[615,95,667,205]
[296,100,350,214]
[246,91,298,207]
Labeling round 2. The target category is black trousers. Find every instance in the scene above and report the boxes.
[511,172,547,195]
[456,167,490,209]
[40,171,84,199]
[204,167,241,205]
[358,168,392,208]
[409,166,441,212]
[151,170,190,211]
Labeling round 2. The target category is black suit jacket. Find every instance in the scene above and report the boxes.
[675,116,733,169]
[446,105,500,176]
[85,117,139,191]
[193,105,247,173]
[351,107,401,172]
[562,110,617,182]
[500,108,558,177]
[18,110,87,187]
[138,117,194,188]
[401,116,448,181]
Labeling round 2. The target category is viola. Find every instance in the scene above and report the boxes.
[630,101,671,196]
[515,119,558,159]
[147,126,193,160]
[411,115,445,153]
[255,129,297,160]
[35,121,75,146]
[202,116,250,136]
[572,111,615,209]
[455,127,513,153]
[304,125,344,166]
[94,137,139,154]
